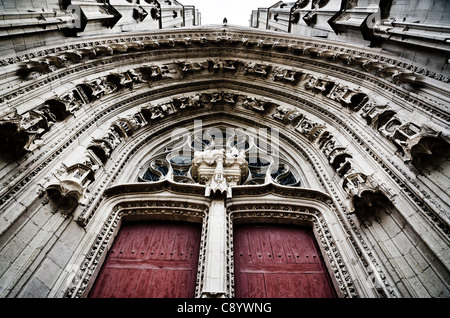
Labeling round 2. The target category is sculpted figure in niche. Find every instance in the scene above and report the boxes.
[176,60,205,72]
[128,69,144,84]
[327,83,348,101]
[209,92,235,104]
[210,59,236,71]
[296,118,316,135]
[305,75,319,90]
[36,105,57,128]
[148,102,174,119]
[88,77,109,100]
[243,97,266,112]
[210,92,222,103]
[223,92,236,104]
[20,111,48,135]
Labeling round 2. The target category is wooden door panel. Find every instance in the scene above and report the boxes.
[234,224,336,298]
[89,221,201,298]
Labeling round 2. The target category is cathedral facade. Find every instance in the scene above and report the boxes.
[0,0,449,298]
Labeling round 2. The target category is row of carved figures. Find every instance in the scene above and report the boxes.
[1,72,448,223]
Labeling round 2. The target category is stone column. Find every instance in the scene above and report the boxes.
[201,195,228,298]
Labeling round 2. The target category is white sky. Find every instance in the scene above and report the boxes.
[183,0,280,26]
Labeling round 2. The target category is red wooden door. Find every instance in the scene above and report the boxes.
[89,221,201,298]
[233,224,336,298]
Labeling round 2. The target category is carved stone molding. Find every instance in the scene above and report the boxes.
[227,204,358,298]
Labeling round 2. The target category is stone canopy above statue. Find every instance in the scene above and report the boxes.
[191,147,248,198]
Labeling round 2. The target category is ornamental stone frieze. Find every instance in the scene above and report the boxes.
[5,28,448,92]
